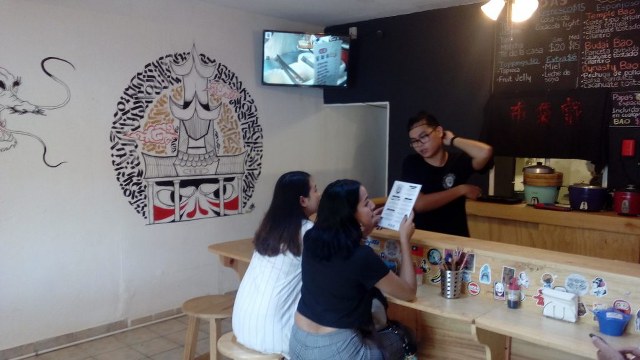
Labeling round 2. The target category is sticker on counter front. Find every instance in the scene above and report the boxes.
[384,240,400,261]
[462,253,476,272]
[565,274,589,296]
[494,281,505,300]
[541,273,555,288]
[613,299,631,314]
[578,302,587,317]
[419,258,429,274]
[501,266,516,288]
[430,271,441,284]
[468,282,480,296]
[533,288,545,306]
[411,245,424,257]
[590,276,608,297]
[364,238,380,251]
[462,270,471,283]
[479,264,491,285]
[427,248,442,265]
[518,272,530,289]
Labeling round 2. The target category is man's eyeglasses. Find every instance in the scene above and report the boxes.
[409,128,436,148]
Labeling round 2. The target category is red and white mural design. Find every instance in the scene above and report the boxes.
[110,46,262,224]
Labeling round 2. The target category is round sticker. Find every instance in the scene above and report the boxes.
[468,282,480,296]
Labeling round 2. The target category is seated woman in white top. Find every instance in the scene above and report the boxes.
[232,171,320,358]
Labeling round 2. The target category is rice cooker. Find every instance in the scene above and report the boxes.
[568,183,608,211]
[613,185,640,216]
[522,162,563,205]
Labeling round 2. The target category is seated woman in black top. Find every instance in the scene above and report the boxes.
[290,179,417,360]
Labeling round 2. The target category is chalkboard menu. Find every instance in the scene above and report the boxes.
[493,0,640,92]
[611,90,640,126]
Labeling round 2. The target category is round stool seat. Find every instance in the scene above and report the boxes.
[181,294,235,360]
[217,332,283,360]
[182,294,234,319]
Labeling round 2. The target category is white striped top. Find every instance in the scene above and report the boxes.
[232,219,313,359]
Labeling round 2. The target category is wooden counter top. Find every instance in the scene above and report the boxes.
[210,232,640,359]
[466,200,640,236]
[475,306,639,360]
[386,283,494,323]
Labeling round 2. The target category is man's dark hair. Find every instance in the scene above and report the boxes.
[407,111,441,132]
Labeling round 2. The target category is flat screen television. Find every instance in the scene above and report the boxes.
[262,30,350,88]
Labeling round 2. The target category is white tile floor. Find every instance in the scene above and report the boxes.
[21,316,231,360]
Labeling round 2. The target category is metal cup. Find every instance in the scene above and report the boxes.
[440,269,462,299]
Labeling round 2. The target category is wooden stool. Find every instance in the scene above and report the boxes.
[182,294,235,360]
[217,332,283,359]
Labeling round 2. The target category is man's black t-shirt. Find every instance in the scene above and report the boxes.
[400,152,474,237]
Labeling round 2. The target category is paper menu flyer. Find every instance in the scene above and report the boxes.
[378,181,422,231]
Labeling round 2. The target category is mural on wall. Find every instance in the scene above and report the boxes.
[110,45,263,224]
[0,57,74,167]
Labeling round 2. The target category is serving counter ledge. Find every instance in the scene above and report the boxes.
[466,200,640,263]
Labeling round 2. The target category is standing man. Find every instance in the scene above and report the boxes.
[400,111,493,237]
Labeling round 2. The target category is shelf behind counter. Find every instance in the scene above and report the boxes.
[466,200,640,263]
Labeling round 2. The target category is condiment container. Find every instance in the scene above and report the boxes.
[594,308,631,336]
[506,277,520,309]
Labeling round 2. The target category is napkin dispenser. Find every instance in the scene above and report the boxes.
[542,288,578,323]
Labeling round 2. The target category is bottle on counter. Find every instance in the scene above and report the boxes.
[507,277,521,309]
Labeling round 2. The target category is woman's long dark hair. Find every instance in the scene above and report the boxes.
[303,179,362,261]
[254,171,311,257]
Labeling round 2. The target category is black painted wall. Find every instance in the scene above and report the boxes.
[324,3,496,192]
[325,3,640,192]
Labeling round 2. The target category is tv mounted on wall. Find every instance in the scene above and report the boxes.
[262,30,350,88]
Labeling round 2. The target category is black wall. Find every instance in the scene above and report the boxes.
[325,3,496,192]
[325,3,640,191]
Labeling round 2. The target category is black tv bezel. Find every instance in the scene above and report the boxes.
[261,29,351,89]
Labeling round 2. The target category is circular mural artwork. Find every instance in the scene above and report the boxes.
[110,46,262,224]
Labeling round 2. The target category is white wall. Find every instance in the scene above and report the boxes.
[0,0,385,351]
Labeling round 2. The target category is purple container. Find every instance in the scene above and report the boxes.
[568,184,608,211]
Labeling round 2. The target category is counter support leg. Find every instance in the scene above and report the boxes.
[472,325,509,360]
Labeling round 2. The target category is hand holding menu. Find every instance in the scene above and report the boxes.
[378,181,421,231]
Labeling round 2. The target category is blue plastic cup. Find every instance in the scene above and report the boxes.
[595,308,631,336]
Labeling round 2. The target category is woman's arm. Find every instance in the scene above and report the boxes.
[375,212,417,301]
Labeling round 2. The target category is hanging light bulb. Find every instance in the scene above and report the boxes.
[511,0,539,22]
[481,0,538,22]
[481,0,505,21]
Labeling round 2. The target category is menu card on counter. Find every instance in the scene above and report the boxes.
[378,181,421,231]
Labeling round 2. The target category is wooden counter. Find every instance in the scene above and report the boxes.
[371,228,640,360]
[466,201,640,263]
[209,230,640,360]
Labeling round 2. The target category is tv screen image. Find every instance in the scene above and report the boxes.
[262,30,349,88]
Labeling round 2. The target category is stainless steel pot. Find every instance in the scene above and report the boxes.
[523,162,555,174]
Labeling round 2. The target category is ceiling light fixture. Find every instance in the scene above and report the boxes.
[481,0,539,23]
